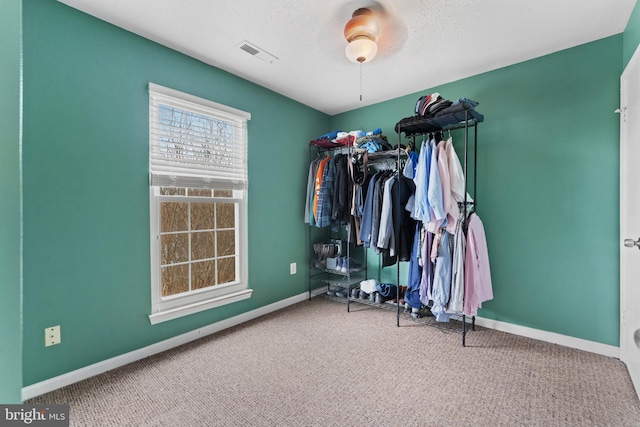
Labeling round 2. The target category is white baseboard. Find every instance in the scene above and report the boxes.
[22,290,619,400]
[22,291,311,401]
[310,286,329,297]
[474,316,620,358]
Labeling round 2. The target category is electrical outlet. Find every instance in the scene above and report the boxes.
[45,325,61,347]
[290,262,297,275]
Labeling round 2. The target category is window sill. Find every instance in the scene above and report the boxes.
[148,289,253,325]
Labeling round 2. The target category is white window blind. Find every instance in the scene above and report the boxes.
[149,83,251,190]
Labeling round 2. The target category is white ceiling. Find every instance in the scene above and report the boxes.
[58,0,637,115]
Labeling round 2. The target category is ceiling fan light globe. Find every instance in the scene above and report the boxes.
[346,37,378,63]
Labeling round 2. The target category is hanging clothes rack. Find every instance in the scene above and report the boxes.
[395,108,481,346]
[306,103,487,347]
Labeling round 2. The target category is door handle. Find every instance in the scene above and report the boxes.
[624,238,640,249]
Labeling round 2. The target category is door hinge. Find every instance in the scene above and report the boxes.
[615,107,627,123]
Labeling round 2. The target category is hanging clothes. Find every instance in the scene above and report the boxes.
[349,153,368,245]
[403,150,419,179]
[369,170,393,251]
[376,173,397,254]
[442,144,459,233]
[427,138,450,233]
[426,138,445,229]
[419,228,434,306]
[304,157,322,224]
[331,154,351,224]
[391,175,416,263]
[430,230,453,322]
[404,222,423,310]
[447,217,466,313]
[359,171,383,246]
[463,213,493,316]
[412,138,432,222]
[445,136,472,205]
[353,173,373,245]
[312,156,330,225]
[315,156,336,228]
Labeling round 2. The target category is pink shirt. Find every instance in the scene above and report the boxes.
[463,213,493,316]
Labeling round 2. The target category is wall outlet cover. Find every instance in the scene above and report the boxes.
[45,325,61,347]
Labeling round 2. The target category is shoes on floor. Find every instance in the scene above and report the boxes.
[375,293,387,304]
[411,305,432,319]
[327,286,346,297]
[326,257,339,271]
[338,256,346,273]
[331,256,348,273]
[369,291,378,302]
[339,257,363,274]
[334,286,348,298]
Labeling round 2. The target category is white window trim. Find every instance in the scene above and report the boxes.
[148,83,251,324]
[149,82,251,121]
[148,290,253,325]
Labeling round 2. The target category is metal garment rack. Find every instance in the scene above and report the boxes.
[307,109,481,346]
[306,143,367,312]
[395,109,479,346]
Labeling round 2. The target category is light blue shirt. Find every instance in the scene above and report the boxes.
[412,139,431,222]
[403,151,419,179]
[431,230,452,322]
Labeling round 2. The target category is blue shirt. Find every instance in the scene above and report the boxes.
[405,222,423,310]
[431,231,453,322]
[412,139,431,222]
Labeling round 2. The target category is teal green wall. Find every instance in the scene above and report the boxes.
[22,0,329,386]
[331,35,623,346]
[0,0,23,403]
[623,1,640,67]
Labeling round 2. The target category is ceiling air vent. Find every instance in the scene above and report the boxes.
[237,40,279,64]
[240,43,260,56]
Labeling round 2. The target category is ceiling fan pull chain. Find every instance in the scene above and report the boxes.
[359,61,363,101]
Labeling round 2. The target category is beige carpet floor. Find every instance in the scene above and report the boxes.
[28,297,640,426]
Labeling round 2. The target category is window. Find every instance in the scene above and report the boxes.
[148,83,251,324]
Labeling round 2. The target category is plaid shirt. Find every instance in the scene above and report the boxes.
[315,156,335,228]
